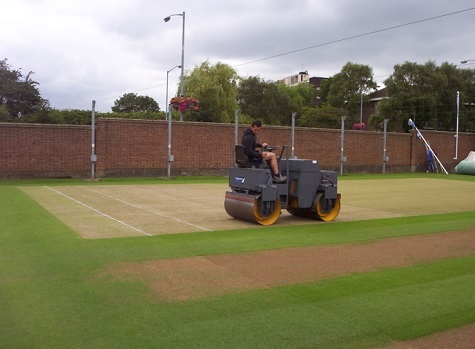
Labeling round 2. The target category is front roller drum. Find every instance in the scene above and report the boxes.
[224,191,281,225]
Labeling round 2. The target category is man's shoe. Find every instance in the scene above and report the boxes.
[273,175,287,183]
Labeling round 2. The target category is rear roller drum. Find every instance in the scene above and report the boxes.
[286,193,341,222]
[315,192,341,222]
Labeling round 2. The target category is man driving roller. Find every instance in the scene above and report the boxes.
[241,120,286,183]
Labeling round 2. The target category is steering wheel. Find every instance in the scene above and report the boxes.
[262,145,279,152]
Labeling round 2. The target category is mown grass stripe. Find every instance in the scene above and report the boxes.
[1,176,474,349]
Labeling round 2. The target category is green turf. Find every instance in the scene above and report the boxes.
[1,171,474,187]
[74,211,475,264]
[1,176,474,348]
[0,175,229,186]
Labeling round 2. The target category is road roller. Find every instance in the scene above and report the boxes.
[224,145,341,225]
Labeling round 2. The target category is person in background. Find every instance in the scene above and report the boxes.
[426,145,436,173]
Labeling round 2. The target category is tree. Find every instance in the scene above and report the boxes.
[0,105,9,121]
[437,62,475,131]
[368,113,386,131]
[237,77,282,125]
[237,76,268,120]
[275,82,319,125]
[112,93,160,113]
[326,62,378,123]
[183,61,239,123]
[378,61,475,131]
[297,105,342,129]
[382,61,442,130]
[318,77,333,105]
[0,58,48,119]
[293,81,318,107]
[238,77,314,126]
[458,67,475,132]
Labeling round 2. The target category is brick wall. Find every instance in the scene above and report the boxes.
[0,123,91,178]
[1,119,474,179]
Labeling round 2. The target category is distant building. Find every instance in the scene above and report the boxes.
[280,71,310,86]
[365,87,388,116]
[280,72,329,106]
[280,72,328,87]
[361,87,388,129]
[308,76,328,89]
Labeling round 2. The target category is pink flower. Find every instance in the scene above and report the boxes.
[352,123,365,130]
[170,97,199,111]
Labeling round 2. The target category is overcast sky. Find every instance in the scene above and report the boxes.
[1,0,474,112]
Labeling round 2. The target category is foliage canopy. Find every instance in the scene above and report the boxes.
[178,60,239,123]
[2,57,474,132]
[0,59,48,120]
[112,92,160,113]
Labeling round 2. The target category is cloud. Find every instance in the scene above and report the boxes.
[1,0,474,112]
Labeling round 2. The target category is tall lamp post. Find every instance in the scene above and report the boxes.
[165,65,181,121]
[166,65,181,180]
[359,92,363,130]
[457,59,474,159]
[164,11,185,121]
[455,91,460,160]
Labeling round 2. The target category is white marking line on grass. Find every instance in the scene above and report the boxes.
[79,186,212,232]
[44,186,152,236]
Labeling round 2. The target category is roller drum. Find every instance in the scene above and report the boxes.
[286,192,341,222]
[225,191,281,225]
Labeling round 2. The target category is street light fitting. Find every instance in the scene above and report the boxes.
[164,13,184,22]
[167,65,181,73]
[461,59,474,64]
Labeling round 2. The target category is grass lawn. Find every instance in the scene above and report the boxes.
[1,174,474,348]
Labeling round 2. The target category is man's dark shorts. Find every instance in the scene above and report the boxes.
[249,157,263,165]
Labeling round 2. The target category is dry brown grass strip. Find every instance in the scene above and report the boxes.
[98,230,475,301]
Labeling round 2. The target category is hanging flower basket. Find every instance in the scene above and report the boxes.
[170,97,199,111]
[352,123,365,130]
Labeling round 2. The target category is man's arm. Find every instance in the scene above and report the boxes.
[242,137,261,158]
